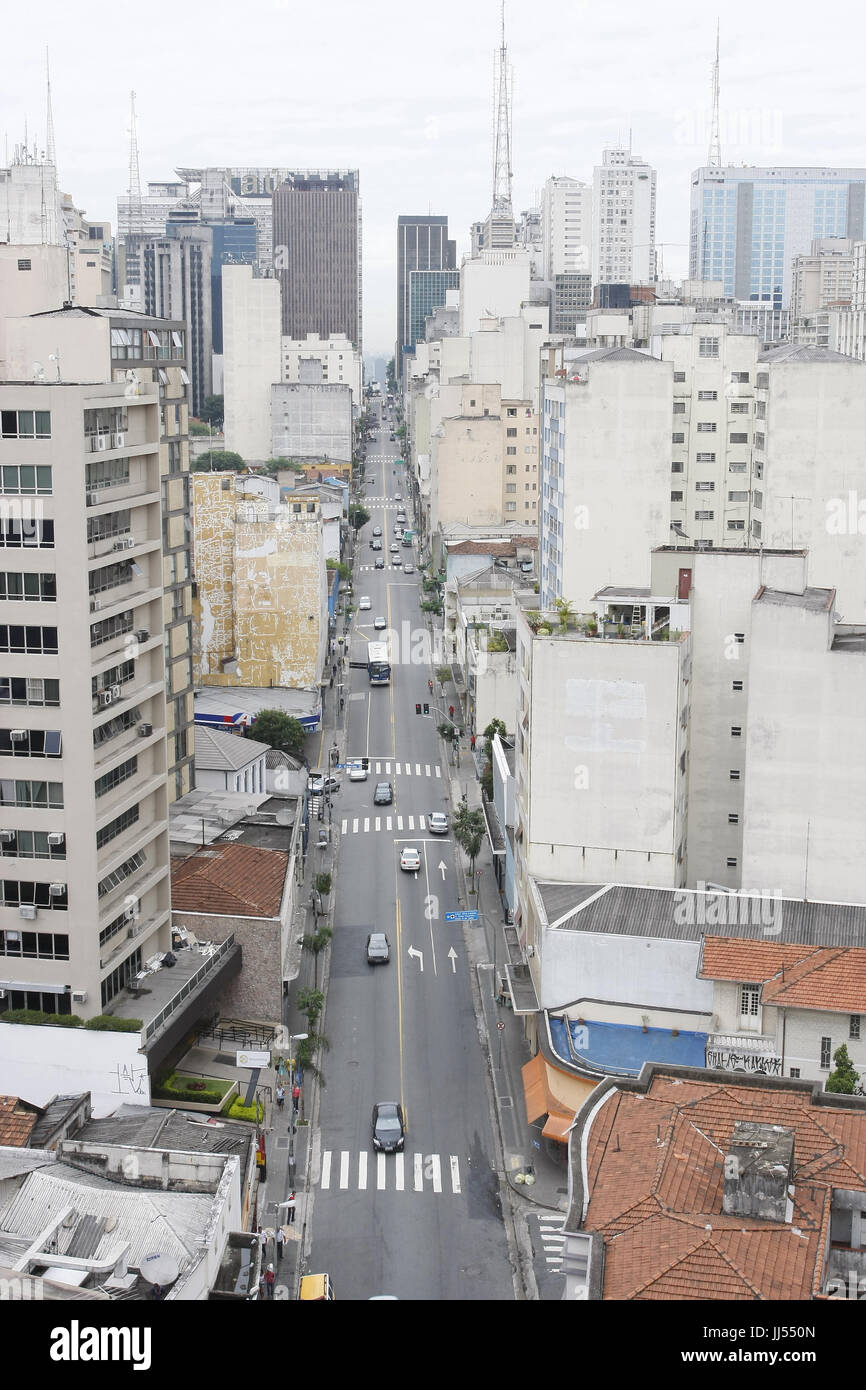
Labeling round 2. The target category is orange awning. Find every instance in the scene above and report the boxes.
[521,1053,575,1144]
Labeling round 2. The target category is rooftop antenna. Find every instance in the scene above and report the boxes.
[45,48,56,169]
[128,90,142,224]
[491,0,514,222]
[708,21,722,168]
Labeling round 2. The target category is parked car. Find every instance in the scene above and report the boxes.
[372,1101,405,1152]
[348,760,368,781]
[366,932,390,964]
[309,772,340,795]
[428,812,449,835]
[359,596,372,611]
[374,781,394,805]
[373,615,387,630]
[400,845,421,872]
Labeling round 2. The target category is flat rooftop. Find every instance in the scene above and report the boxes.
[755,585,834,612]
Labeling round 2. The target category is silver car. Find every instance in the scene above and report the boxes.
[366,932,390,964]
[428,812,449,835]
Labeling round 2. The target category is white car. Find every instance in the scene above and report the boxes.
[400,846,421,872]
[359,596,372,611]
[348,760,368,781]
[428,812,449,835]
[373,616,387,630]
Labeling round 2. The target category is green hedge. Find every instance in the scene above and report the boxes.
[152,1071,234,1107]
[85,1015,142,1032]
[0,1009,142,1031]
[223,1095,264,1123]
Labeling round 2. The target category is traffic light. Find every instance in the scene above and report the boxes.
[423,702,430,716]
[415,703,422,715]
[362,758,370,771]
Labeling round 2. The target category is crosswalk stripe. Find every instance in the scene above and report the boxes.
[419,815,426,830]
[425,764,431,777]
[408,815,415,830]
[377,1153,386,1190]
[321,1150,332,1190]
[375,816,381,831]
[404,763,411,776]
[416,763,422,775]
[395,1153,405,1192]
[397,815,403,830]
[358,1151,367,1190]
[386,815,392,830]
[375,762,381,774]
[341,819,347,833]
[435,765,441,778]
[340,1152,350,1189]
[364,817,370,832]
[450,1156,461,1194]
[394,762,401,775]
[352,818,359,833]
[413,1153,423,1192]
[430,1154,442,1193]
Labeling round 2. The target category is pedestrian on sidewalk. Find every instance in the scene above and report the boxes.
[286,1191,297,1225]
[449,705,454,720]
[276,1084,285,1111]
[470,733,476,752]
[276,1227,285,1262]
[292,1083,301,1113]
[263,1264,275,1298]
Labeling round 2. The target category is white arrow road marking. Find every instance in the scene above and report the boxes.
[358,1151,367,1190]
[430,1154,442,1193]
[413,1153,423,1192]
[321,1150,332,1190]
[377,1152,386,1190]
[450,1156,461,1194]
[395,1153,405,1191]
[448,947,458,972]
[408,945,424,971]
[439,861,447,879]
[340,1151,350,1189]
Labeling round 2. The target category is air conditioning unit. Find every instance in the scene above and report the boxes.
[109,683,122,701]
[88,490,103,505]
[114,432,125,448]
[135,629,150,643]
[0,830,16,844]
[96,435,107,451]
[71,990,87,1004]
[90,599,103,613]
[10,729,27,742]
[138,723,153,738]
[113,537,135,551]
[48,882,66,897]
[127,924,143,939]
[46,832,65,847]
[19,904,37,920]
[98,689,113,708]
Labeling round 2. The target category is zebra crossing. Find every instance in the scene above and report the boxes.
[319,1149,462,1196]
[341,812,443,835]
[529,1213,566,1271]
[360,761,440,778]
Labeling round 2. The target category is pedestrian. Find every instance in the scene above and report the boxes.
[276,1228,285,1262]
[292,1083,301,1113]
[332,663,337,679]
[263,1264,275,1298]
[340,695,345,711]
[449,705,454,720]
[329,675,334,689]
[470,733,476,752]
[276,1084,285,1111]
[428,678,434,695]
[286,1191,296,1225]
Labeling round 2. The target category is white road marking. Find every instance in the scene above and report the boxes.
[375,762,381,774]
[364,817,370,832]
[419,815,426,830]
[394,1153,405,1192]
[430,1154,442,1193]
[396,815,403,830]
[425,764,431,777]
[358,1151,367,1190]
[375,816,381,831]
[413,1153,423,1192]
[352,818,359,833]
[450,1156,461,1194]
[377,1153,386,1190]
[435,765,441,778]
[415,763,422,775]
[385,762,391,773]
[408,815,415,830]
[404,763,411,776]
[340,1152,350,1189]
[394,762,401,775]
[341,819,348,833]
[321,1150,332,1190]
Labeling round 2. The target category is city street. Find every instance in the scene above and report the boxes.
[304,405,516,1300]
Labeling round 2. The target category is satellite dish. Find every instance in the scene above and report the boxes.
[140,1252,180,1287]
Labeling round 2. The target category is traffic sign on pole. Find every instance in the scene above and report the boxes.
[444,910,479,922]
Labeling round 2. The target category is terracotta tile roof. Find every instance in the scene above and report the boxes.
[700,936,866,1013]
[0,1095,38,1147]
[582,1073,866,1301]
[170,841,289,918]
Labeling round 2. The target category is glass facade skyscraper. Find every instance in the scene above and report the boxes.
[408,269,460,349]
[690,166,866,308]
[396,216,456,365]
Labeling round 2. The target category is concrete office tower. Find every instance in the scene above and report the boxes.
[592,148,657,287]
[63,202,113,305]
[139,228,213,417]
[540,351,673,611]
[223,265,281,463]
[396,216,456,365]
[0,157,65,246]
[117,180,191,304]
[541,176,593,280]
[4,306,196,803]
[272,171,361,348]
[690,166,866,310]
[0,380,171,1018]
[430,382,539,532]
[790,239,854,321]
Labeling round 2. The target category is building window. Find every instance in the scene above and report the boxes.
[695,482,715,492]
[697,390,718,401]
[730,402,750,414]
[730,769,740,781]
[1,465,52,495]
[0,676,60,706]
[506,428,518,438]
[94,756,138,799]
[1,410,51,439]
[506,447,517,456]
[729,462,747,474]
[789,1068,800,1079]
[698,338,719,358]
[820,1036,832,1069]
[0,829,65,860]
[695,452,715,463]
[0,879,67,910]
[851,1015,861,1040]
[673,402,686,415]
[0,728,62,757]
[0,778,63,808]
[0,572,57,602]
[97,849,146,899]
[726,856,738,867]
[0,518,54,548]
[730,433,749,444]
[506,465,517,475]
[731,726,742,737]
[17,258,32,271]
[673,371,686,382]
[751,520,762,539]
[0,929,69,958]
[96,804,140,850]
[672,461,684,473]
[695,510,714,521]
[734,633,745,644]
[740,983,760,1016]
[696,422,717,433]
[671,490,683,502]
[672,434,685,445]
[728,813,739,824]
[732,680,743,691]
[731,371,750,383]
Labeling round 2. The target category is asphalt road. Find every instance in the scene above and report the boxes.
[304,406,515,1301]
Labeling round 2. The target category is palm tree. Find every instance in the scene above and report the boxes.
[295,1030,330,1093]
[555,598,576,632]
[453,805,486,893]
[302,926,332,989]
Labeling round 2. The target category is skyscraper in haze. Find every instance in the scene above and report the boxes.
[272,171,361,348]
[396,216,456,365]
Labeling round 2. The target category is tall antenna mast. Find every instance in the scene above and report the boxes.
[708,21,722,168]
[128,90,142,224]
[45,49,57,168]
[491,0,513,218]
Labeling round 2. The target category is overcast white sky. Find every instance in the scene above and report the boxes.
[5,0,866,354]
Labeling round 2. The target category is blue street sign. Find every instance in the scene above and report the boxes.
[445,910,479,922]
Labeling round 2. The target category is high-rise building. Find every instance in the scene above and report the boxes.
[396,216,456,364]
[272,172,361,348]
[0,379,172,1017]
[210,219,257,355]
[222,265,281,463]
[407,269,460,356]
[140,228,213,416]
[541,176,593,281]
[592,148,657,287]
[690,167,866,308]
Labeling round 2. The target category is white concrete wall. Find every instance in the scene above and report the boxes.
[0,246,74,371]
[459,251,531,337]
[541,927,711,1014]
[0,1022,149,1116]
[223,265,281,462]
[271,382,353,464]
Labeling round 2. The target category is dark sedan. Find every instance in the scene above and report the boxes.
[372,1101,405,1152]
[373,781,393,805]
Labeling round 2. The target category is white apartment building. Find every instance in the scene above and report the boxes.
[0,381,172,1018]
[541,176,593,280]
[592,147,656,286]
[459,250,532,337]
[281,332,362,413]
[540,349,673,611]
[790,238,854,321]
[223,264,281,462]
